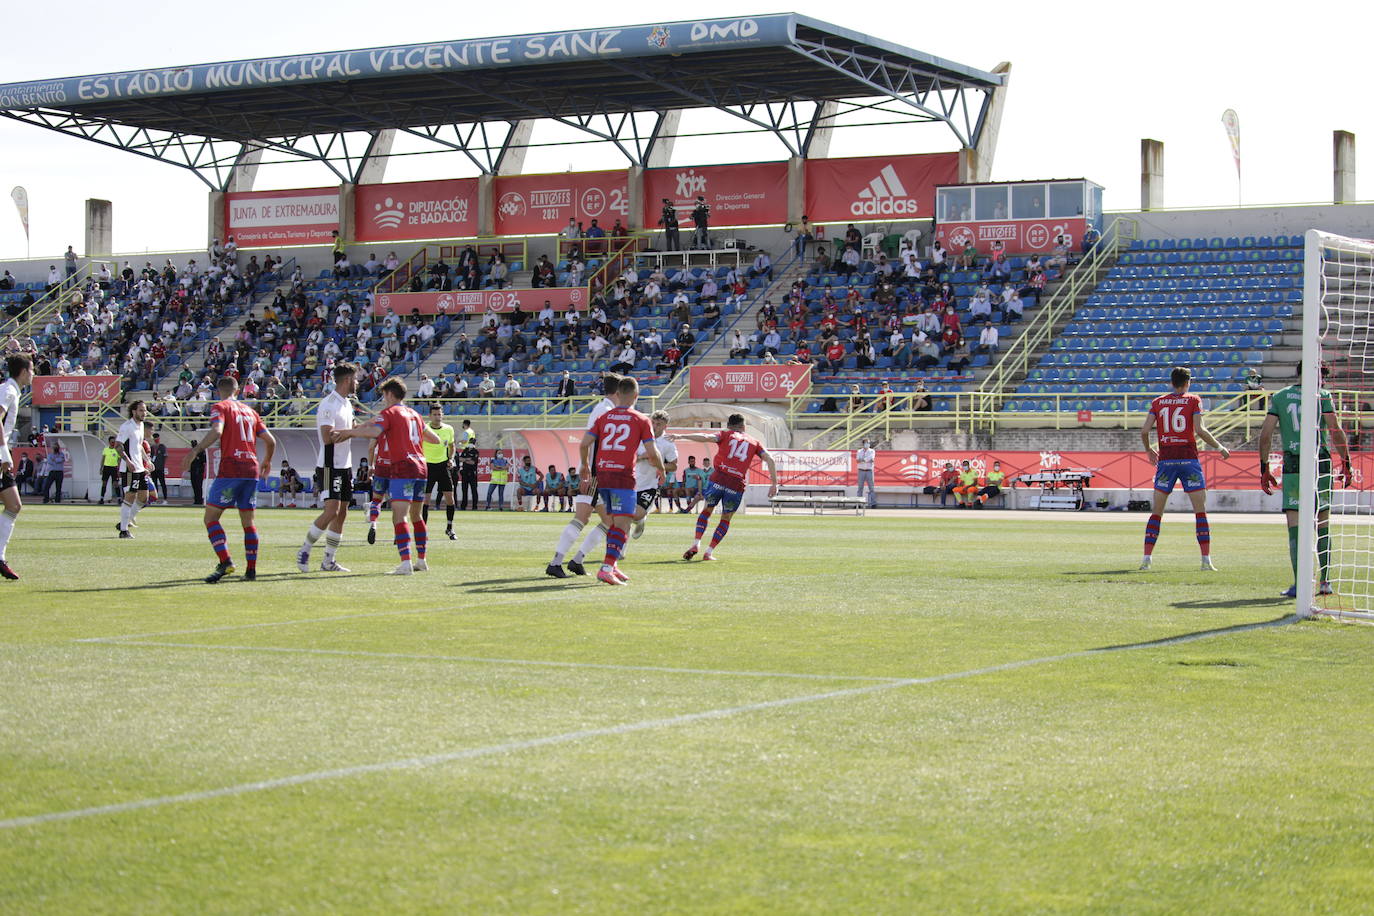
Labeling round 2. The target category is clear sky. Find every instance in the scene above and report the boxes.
[0,0,1368,261]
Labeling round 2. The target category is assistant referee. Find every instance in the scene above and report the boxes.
[423,403,458,540]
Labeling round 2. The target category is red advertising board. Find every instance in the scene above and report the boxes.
[804,153,959,223]
[688,365,811,400]
[493,170,629,236]
[354,178,478,243]
[642,161,789,229]
[372,287,587,316]
[934,217,1087,257]
[745,449,1374,492]
[30,375,121,406]
[224,187,339,247]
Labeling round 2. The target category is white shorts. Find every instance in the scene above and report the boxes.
[573,493,594,506]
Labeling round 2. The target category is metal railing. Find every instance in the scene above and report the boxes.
[372,239,531,295]
[974,219,1137,415]
[0,260,111,341]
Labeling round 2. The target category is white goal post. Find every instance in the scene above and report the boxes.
[1300,230,1374,620]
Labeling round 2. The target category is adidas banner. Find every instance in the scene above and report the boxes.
[224,187,339,247]
[803,153,958,223]
[642,161,788,229]
[354,178,478,243]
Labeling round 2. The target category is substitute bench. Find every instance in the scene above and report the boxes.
[769,485,867,516]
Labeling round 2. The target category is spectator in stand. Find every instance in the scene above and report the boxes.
[748,250,773,282]
[657,342,682,380]
[504,373,522,399]
[560,218,580,241]
[532,256,556,288]
[1081,225,1101,258]
[929,240,947,271]
[836,245,860,279]
[758,328,782,359]
[640,326,663,357]
[1047,236,1069,272]
[488,254,508,289]
[854,335,876,370]
[934,461,959,507]
[675,324,697,359]
[793,215,815,259]
[972,322,1000,357]
[820,338,846,374]
[699,275,718,303]
[914,337,941,371]
[381,251,400,279]
[788,340,813,366]
[610,341,636,375]
[728,329,750,359]
[843,224,862,251]
[911,378,931,411]
[64,245,78,278]
[956,239,980,270]
[478,372,496,398]
[886,328,911,368]
[417,374,436,399]
[969,285,994,321]
[1004,289,1024,322]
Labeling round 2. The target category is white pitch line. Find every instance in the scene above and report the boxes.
[1,614,1296,832]
[88,640,903,683]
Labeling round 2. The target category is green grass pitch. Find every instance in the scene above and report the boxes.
[2,504,1373,913]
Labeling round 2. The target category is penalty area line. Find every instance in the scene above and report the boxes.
[3,613,1298,832]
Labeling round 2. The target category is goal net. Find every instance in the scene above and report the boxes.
[1300,230,1374,619]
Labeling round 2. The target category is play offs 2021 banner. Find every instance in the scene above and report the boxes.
[688,365,811,400]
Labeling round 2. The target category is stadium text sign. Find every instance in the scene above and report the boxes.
[934,217,1088,256]
[494,170,629,236]
[354,179,478,242]
[30,375,121,406]
[373,287,586,316]
[688,365,811,400]
[803,153,959,223]
[225,188,339,246]
[0,18,795,108]
[642,161,789,229]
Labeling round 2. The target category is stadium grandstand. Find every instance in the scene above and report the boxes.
[0,13,1366,511]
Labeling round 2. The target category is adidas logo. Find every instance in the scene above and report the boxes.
[852,165,920,216]
[372,197,404,229]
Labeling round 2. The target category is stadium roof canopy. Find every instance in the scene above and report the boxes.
[0,14,1005,190]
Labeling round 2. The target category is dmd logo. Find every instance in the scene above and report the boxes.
[689,19,758,41]
[852,165,920,216]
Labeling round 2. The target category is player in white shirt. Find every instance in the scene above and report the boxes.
[546,373,623,578]
[115,400,150,538]
[298,363,359,572]
[0,356,34,578]
[627,410,678,546]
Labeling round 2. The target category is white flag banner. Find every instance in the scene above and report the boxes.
[10,186,29,240]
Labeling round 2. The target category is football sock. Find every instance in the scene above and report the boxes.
[1287,525,1299,579]
[552,518,585,564]
[244,526,259,571]
[694,509,713,542]
[446,505,455,525]
[302,524,325,551]
[414,520,428,560]
[709,518,731,549]
[422,504,429,522]
[368,500,381,525]
[602,525,627,567]
[574,524,606,563]
[206,521,230,563]
[119,502,131,531]
[1143,514,1162,557]
[394,522,412,562]
[323,530,342,564]
[1194,513,1211,557]
[1318,522,1331,582]
[0,508,17,560]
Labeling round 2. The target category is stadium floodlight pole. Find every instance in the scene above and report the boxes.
[1296,229,1324,617]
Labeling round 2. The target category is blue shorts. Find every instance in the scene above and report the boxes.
[599,487,637,516]
[388,478,425,503]
[703,480,744,514]
[371,476,389,496]
[208,478,258,511]
[1154,459,1206,494]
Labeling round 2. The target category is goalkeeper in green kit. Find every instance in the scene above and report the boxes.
[1257,364,1350,598]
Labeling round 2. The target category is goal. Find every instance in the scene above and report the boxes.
[1299,230,1374,619]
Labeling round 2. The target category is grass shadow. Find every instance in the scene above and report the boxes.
[1090,613,1298,653]
[1170,597,1289,609]
[42,573,366,593]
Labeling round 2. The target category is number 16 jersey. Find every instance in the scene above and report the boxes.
[1150,392,1202,461]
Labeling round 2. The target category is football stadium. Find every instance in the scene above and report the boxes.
[2,8,1374,912]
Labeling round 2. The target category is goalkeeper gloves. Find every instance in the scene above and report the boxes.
[1260,468,1278,495]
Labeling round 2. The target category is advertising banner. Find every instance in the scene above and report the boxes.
[373,287,587,316]
[642,161,789,229]
[355,178,478,242]
[688,365,812,400]
[30,375,121,406]
[744,449,1374,492]
[225,187,339,246]
[934,217,1087,257]
[494,170,629,236]
[804,153,959,223]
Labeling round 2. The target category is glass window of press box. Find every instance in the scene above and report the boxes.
[937,181,1103,226]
